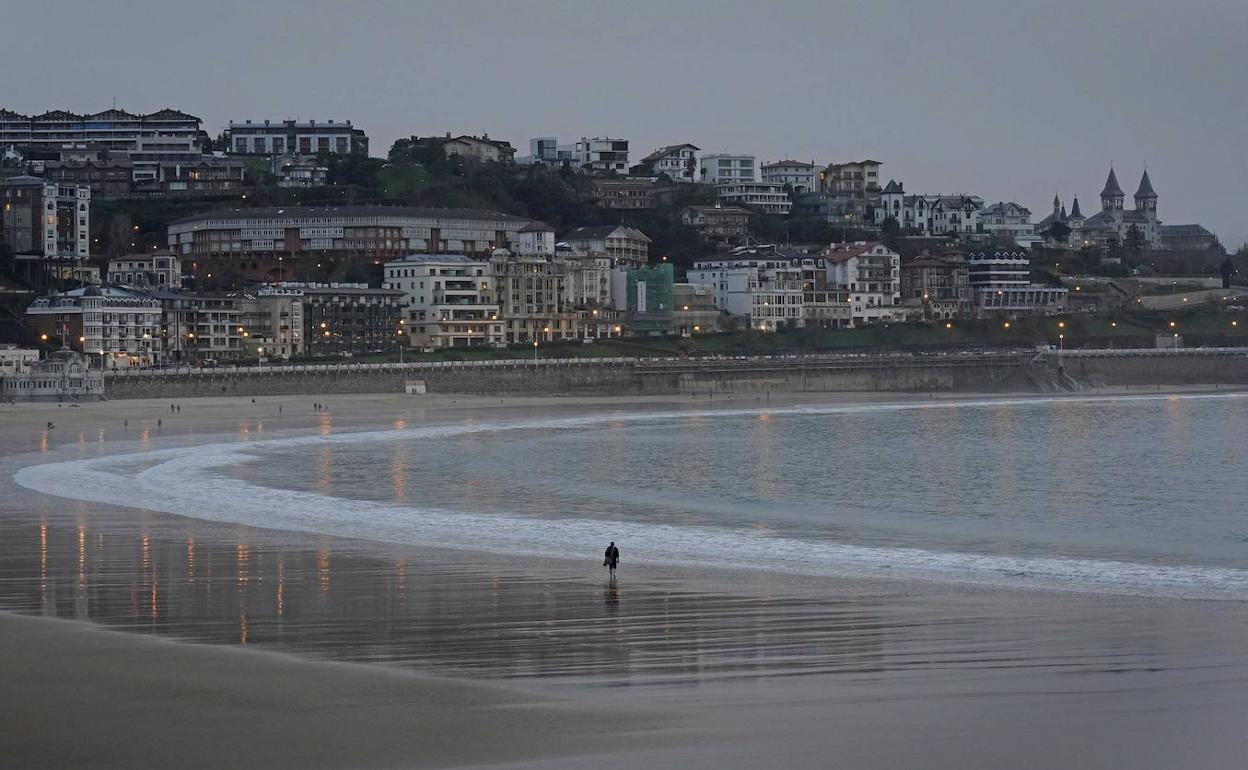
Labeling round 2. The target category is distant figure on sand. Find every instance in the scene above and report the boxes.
[603,541,619,575]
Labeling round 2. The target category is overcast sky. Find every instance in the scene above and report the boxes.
[7,0,1247,246]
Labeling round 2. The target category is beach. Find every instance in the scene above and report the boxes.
[3,391,1248,769]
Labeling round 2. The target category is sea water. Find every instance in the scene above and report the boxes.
[15,393,1248,599]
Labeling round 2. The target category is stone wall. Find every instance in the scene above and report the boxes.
[101,351,1248,401]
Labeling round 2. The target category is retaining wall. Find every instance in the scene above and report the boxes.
[101,350,1248,401]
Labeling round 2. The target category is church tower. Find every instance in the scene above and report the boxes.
[1134,169,1157,217]
[1100,168,1125,220]
[1134,169,1159,247]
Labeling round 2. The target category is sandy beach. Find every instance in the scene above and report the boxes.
[3,391,1248,768]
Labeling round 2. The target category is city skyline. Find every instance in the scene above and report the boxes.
[5,0,1246,248]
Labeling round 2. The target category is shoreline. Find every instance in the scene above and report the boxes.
[5,388,1248,768]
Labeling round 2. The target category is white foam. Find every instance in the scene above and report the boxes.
[15,394,1248,600]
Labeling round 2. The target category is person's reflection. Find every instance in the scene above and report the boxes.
[604,575,620,613]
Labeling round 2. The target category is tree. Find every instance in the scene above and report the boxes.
[1221,256,1238,289]
[1046,221,1071,244]
[1123,224,1146,254]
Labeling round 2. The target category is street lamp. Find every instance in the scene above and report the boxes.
[532,339,538,362]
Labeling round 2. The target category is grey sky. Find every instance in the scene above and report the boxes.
[8,0,1247,247]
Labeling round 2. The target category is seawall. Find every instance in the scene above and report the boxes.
[100,349,1248,400]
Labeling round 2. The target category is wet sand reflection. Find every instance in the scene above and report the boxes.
[1,510,1229,688]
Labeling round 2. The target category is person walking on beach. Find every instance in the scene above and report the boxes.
[603,541,619,575]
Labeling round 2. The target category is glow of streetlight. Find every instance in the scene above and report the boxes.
[40,333,48,341]
[1169,321,1176,328]
[1003,322,1010,329]
[945,322,953,329]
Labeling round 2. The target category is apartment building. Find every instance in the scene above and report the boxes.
[761,160,817,193]
[687,254,806,331]
[107,253,182,289]
[672,283,721,335]
[813,160,882,226]
[899,255,972,320]
[487,250,575,342]
[575,137,630,173]
[680,205,751,244]
[168,206,532,283]
[0,107,206,153]
[559,225,651,268]
[41,138,247,199]
[228,119,368,156]
[25,286,162,368]
[272,154,329,188]
[966,251,1067,316]
[699,154,756,184]
[384,254,503,348]
[1,175,90,259]
[716,181,792,215]
[820,242,901,327]
[591,177,676,210]
[281,283,405,355]
[246,288,305,359]
[1,175,91,285]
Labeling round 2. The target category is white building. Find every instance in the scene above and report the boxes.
[107,253,182,289]
[575,137,630,173]
[556,225,652,309]
[637,144,700,181]
[0,345,40,377]
[385,254,503,348]
[559,225,651,268]
[716,182,791,215]
[979,202,1039,247]
[487,250,618,343]
[820,242,901,327]
[761,160,817,193]
[700,153,756,184]
[0,346,104,402]
[512,221,557,256]
[877,184,984,236]
[26,286,163,368]
[687,255,805,331]
[966,251,1067,315]
[228,119,367,155]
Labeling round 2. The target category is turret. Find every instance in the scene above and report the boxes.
[1134,169,1157,214]
[1100,167,1124,213]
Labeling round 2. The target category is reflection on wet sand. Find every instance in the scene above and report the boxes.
[2,511,1234,688]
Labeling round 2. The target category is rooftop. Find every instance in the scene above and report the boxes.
[169,205,531,226]
[385,253,484,265]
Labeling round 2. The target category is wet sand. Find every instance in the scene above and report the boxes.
[3,392,1248,768]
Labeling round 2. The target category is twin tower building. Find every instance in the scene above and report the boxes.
[1039,168,1160,248]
